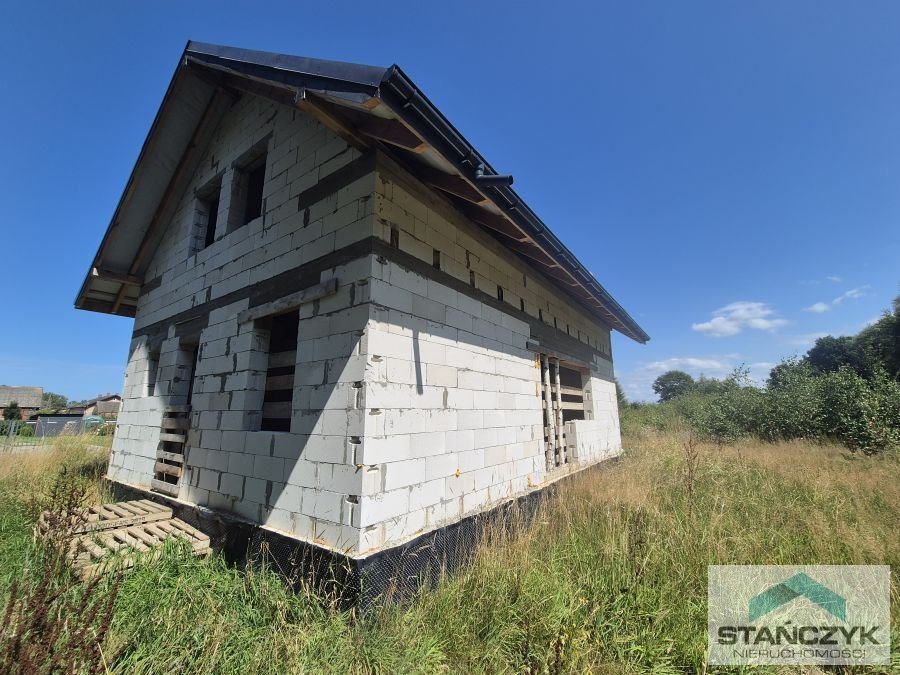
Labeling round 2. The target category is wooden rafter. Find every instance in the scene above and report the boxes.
[417,165,487,205]
[93,267,143,287]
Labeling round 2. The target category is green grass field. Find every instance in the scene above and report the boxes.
[1,429,897,673]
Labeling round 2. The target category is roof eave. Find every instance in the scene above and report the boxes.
[75,43,649,345]
[376,67,649,344]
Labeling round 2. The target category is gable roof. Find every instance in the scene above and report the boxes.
[75,41,649,344]
[0,386,43,409]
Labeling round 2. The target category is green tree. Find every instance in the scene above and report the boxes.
[3,401,21,421]
[804,335,863,374]
[855,294,900,378]
[692,374,728,396]
[652,370,695,402]
[41,392,68,410]
[614,378,627,407]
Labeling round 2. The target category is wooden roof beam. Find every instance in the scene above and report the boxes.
[418,166,488,205]
[93,267,143,287]
[299,92,425,152]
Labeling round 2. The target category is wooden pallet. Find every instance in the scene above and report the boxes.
[152,405,191,497]
[35,499,173,536]
[68,517,210,580]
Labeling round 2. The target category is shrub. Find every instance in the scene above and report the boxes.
[95,424,114,437]
[688,386,760,446]
[819,367,900,453]
[17,425,33,438]
[761,360,824,441]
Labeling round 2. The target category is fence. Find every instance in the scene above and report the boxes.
[0,419,39,451]
[0,417,114,452]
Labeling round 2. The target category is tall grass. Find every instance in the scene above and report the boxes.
[1,428,897,672]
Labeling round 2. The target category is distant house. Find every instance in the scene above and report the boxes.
[84,394,123,418]
[0,386,43,420]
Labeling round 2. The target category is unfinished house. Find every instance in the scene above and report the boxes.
[75,42,649,599]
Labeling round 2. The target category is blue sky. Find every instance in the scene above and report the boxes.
[0,2,897,402]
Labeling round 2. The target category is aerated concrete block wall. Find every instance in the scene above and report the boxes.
[109,94,380,553]
[108,89,624,559]
[349,161,623,553]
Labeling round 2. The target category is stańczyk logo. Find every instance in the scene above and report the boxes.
[749,572,846,622]
[708,565,890,665]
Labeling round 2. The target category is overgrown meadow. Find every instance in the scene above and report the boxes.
[1,422,898,673]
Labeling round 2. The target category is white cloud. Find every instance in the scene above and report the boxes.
[692,301,788,337]
[621,354,774,402]
[642,356,733,373]
[783,332,829,348]
[832,286,869,305]
[622,355,733,401]
[800,276,843,285]
[804,285,870,313]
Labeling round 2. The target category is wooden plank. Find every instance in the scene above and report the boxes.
[552,358,566,466]
[153,520,175,535]
[294,90,372,151]
[80,538,106,561]
[114,502,146,516]
[267,351,297,369]
[541,355,555,471]
[126,526,160,549]
[110,284,129,315]
[97,532,124,552]
[156,449,185,463]
[160,417,189,430]
[417,166,487,205]
[97,505,123,520]
[265,373,295,390]
[169,519,208,543]
[113,529,150,552]
[151,479,179,497]
[41,501,174,534]
[144,522,170,540]
[237,278,338,324]
[155,462,182,478]
[163,405,191,413]
[560,401,584,411]
[159,432,186,444]
[104,504,132,518]
[135,499,169,513]
[92,266,143,287]
[262,401,292,419]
